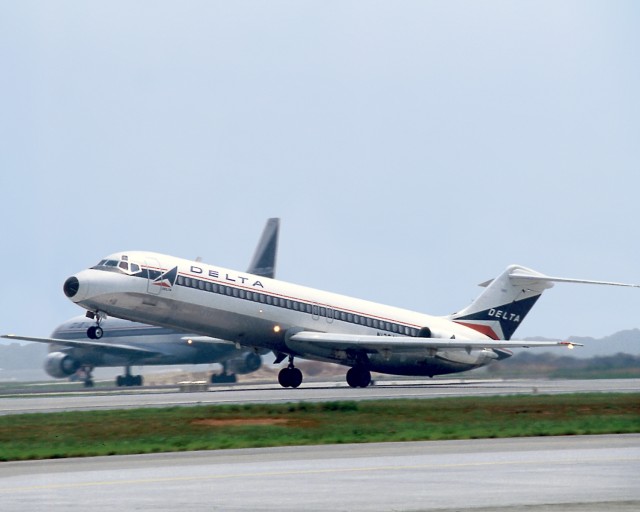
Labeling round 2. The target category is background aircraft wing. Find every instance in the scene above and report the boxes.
[180,336,236,346]
[288,332,580,354]
[1,334,164,357]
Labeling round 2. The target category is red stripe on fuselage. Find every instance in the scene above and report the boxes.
[453,321,500,340]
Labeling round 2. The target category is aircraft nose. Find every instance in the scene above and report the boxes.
[63,276,80,298]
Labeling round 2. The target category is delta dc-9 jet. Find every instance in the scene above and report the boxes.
[58,221,639,388]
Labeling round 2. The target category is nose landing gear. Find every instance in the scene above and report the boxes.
[86,311,105,339]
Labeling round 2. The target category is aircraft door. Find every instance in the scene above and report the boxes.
[145,257,163,295]
[311,304,333,323]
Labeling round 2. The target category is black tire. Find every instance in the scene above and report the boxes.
[346,367,371,388]
[116,375,124,387]
[278,368,291,387]
[289,368,303,388]
[134,375,143,386]
[87,326,97,339]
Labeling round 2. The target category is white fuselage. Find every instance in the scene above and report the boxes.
[66,251,501,376]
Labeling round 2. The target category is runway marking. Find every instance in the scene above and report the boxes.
[2,455,638,493]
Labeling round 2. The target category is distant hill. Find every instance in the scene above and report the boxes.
[523,329,640,358]
[567,329,640,357]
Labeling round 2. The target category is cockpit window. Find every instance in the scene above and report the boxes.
[92,257,144,276]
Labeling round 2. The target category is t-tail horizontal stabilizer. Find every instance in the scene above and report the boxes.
[451,265,640,341]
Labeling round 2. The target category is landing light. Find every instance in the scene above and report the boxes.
[273,325,281,333]
[187,339,193,345]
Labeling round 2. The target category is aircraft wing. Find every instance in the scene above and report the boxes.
[180,336,236,346]
[1,334,164,357]
[288,332,580,354]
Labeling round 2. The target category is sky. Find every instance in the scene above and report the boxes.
[1,1,639,347]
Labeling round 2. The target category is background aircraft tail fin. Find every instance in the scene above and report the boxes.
[247,218,280,278]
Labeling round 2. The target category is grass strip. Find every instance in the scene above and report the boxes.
[0,393,638,461]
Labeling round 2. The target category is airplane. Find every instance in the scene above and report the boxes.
[1,219,280,387]
[37,223,640,388]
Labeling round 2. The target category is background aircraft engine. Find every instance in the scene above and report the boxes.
[44,352,81,378]
[225,352,262,375]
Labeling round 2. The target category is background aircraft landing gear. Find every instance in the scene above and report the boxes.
[346,366,371,388]
[210,372,237,384]
[115,366,143,387]
[278,356,303,388]
[79,366,95,387]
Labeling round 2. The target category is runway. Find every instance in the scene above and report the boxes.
[0,378,638,416]
[0,435,638,511]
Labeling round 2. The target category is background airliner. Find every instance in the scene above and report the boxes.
[40,222,640,388]
[2,219,279,387]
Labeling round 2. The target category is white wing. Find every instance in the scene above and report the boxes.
[288,331,580,354]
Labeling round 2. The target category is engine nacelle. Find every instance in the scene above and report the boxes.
[44,352,81,379]
[225,352,262,375]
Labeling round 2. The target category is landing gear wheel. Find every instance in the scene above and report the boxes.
[278,368,291,387]
[346,367,372,388]
[211,373,237,384]
[289,368,303,388]
[86,312,105,340]
[278,367,303,388]
[116,368,143,387]
[80,365,95,387]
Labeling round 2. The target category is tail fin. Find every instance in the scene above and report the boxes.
[450,265,639,340]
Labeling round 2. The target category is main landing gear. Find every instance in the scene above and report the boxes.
[346,366,371,388]
[79,365,95,388]
[210,371,238,384]
[278,355,303,388]
[115,366,143,387]
[86,311,104,340]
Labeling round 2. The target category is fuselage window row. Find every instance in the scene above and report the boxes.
[174,274,418,337]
